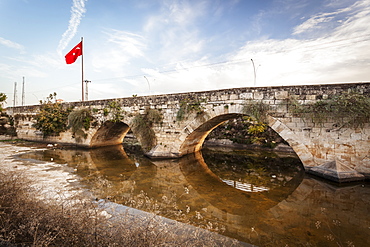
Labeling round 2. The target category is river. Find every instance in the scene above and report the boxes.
[14,143,370,247]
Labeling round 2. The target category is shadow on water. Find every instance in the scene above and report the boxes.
[17,144,370,247]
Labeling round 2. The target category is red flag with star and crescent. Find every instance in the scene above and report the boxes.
[65,41,82,64]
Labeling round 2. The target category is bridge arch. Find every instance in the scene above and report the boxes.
[90,119,156,152]
[90,121,131,147]
[178,104,313,169]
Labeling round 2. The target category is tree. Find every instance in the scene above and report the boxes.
[0,93,7,112]
[34,93,72,137]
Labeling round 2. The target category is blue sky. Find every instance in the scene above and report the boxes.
[0,0,369,106]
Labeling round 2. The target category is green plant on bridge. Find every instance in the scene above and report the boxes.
[242,101,269,123]
[176,98,207,121]
[290,91,370,128]
[34,93,73,137]
[68,108,94,142]
[103,100,125,122]
[241,102,272,144]
[131,108,162,151]
[0,92,7,112]
[244,116,269,144]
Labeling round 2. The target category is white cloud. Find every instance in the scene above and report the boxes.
[292,0,367,35]
[92,29,147,73]
[15,0,367,105]
[143,0,210,64]
[0,37,24,52]
[106,30,146,58]
[57,0,88,56]
[135,0,370,94]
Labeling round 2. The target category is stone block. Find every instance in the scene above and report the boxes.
[210,96,218,101]
[307,160,365,182]
[275,91,289,100]
[311,128,322,133]
[240,92,253,100]
[285,122,296,129]
[304,100,316,104]
[350,133,363,140]
[229,94,238,100]
[306,95,316,100]
[274,104,288,112]
[253,92,264,100]
[221,94,229,100]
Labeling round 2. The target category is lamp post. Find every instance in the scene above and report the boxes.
[251,59,261,86]
[144,76,151,95]
[251,59,256,86]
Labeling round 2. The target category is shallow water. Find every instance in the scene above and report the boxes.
[18,144,370,246]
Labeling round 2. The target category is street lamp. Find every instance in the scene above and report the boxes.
[250,59,261,86]
[251,59,256,86]
[144,76,151,95]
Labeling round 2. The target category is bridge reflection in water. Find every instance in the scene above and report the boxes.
[19,145,370,247]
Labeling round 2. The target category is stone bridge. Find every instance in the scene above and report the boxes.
[7,82,370,182]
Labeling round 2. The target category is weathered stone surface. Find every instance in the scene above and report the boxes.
[307,160,365,182]
[6,82,370,182]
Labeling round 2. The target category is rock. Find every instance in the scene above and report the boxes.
[307,160,365,183]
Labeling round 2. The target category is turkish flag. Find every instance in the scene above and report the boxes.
[65,41,82,64]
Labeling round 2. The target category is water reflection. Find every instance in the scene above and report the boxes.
[18,145,370,247]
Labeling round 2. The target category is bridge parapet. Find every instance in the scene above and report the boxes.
[6,82,370,182]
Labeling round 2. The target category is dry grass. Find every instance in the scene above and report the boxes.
[0,169,243,247]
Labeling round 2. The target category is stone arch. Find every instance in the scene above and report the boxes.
[90,119,156,151]
[178,104,244,156]
[90,121,131,147]
[266,116,315,168]
[179,113,243,156]
[178,105,314,169]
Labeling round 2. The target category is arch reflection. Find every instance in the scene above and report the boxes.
[17,144,307,244]
[178,150,304,215]
[16,144,370,246]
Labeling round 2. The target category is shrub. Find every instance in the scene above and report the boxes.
[104,100,125,122]
[33,93,72,137]
[0,93,6,112]
[68,108,93,142]
[242,101,269,123]
[176,98,206,121]
[290,91,370,128]
[131,108,162,151]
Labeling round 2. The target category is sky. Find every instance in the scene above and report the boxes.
[0,0,369,107]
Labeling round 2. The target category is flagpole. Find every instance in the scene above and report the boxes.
[81,37,84,101]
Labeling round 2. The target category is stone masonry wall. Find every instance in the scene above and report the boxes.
[6,82,370,181]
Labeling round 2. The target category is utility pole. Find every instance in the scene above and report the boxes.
[13,82,17,107]
[21,77,25,106]
[84,80,91,101]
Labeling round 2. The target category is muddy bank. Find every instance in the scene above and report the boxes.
[0,141,89,201]
[0,141,252,246]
